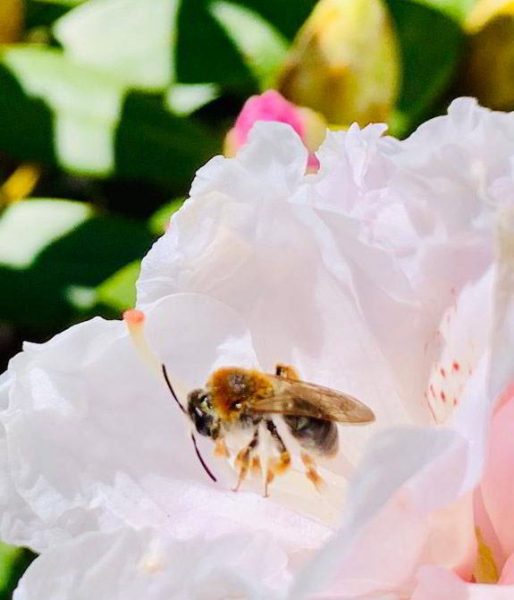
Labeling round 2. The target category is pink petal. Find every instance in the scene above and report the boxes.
[499,552,514,584]
[414,566,514,599]
[292,427,476,599]
[479,388,514,560]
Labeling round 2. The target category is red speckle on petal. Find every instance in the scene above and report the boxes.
[452,361,460,372]
[440,391,446,402]
[453,397,458,406]
[430,384,436,397]
[440,368,446,378]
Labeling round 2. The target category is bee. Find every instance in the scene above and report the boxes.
[162,363,375,496]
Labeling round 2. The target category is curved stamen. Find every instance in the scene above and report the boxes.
[123,309,217,483]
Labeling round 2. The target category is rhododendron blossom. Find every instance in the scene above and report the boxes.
[2,99,514,599]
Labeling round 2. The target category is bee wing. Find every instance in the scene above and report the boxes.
[249,376,375,424]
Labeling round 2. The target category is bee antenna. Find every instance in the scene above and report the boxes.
[191,433,217,482]
[161,364,186,414]
[161,364,217,483]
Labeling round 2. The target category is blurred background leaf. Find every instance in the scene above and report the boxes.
[0,46,218,189]
[148,197,184,235]
[412,0,475,22]
[386,0,466,135]
[0,199,153,328]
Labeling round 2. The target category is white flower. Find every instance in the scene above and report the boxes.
[3,98,514,598]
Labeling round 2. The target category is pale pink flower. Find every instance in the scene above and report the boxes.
[3,99,514,598]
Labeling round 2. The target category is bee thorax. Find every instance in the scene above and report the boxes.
[208,367,273,419]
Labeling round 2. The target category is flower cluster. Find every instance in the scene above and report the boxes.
[3,99,514,598]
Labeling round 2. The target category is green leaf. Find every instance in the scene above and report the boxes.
[148,197,184,235]
[96,260,140,313]
[25,0,84,30]
[176,0,254,90]
[0,544,35,600]
[54,0,177,90]
[53,0,315,92]
[239,0,317,39]
[0,199,92,268]
[174,0,317,90]
[165,84,219,116]
[209,0,289,89]
[385,0,465,136]
[409,0,474,23]
[114,91,218,187]
[33,0,85,5]
[0,199,153,328]
[0,46,218,187]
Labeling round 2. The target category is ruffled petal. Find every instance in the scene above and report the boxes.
[192,121,308,205]
[13,527,290,600]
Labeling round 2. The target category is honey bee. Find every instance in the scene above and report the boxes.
[162,363,375,496]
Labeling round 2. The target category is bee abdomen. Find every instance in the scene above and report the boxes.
[283,416,338,456]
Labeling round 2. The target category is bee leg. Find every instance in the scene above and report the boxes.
[275,364,300,381]
[232,427,259,493]
[214,437,230,458]
[301,451,325,492]
[264,419,291,496]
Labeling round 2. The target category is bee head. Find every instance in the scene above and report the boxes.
[187,389,220,439]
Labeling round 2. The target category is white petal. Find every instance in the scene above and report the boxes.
[14,527,290,600]
[191,121,308,203]
[489,205,514,401]
[312,122,394,214]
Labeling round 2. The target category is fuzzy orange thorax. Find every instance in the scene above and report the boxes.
[207,367,274,420]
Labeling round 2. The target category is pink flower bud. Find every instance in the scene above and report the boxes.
[224,90,325,171]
